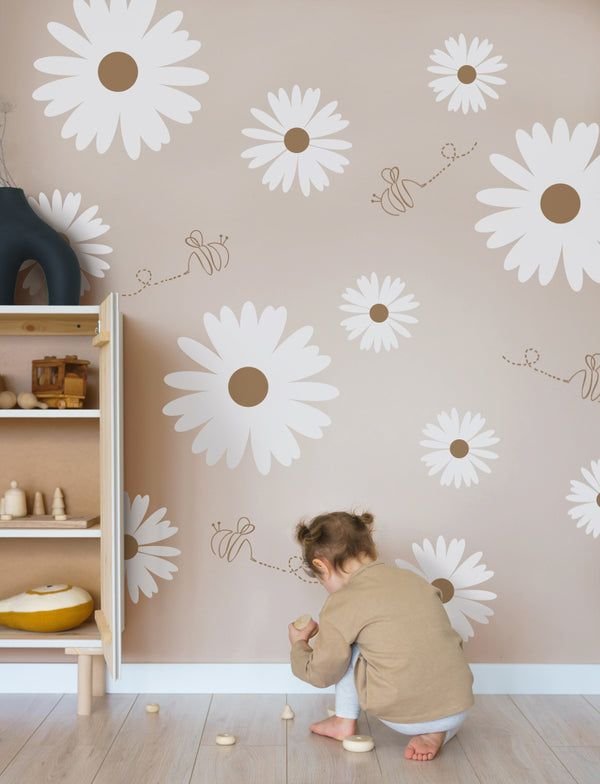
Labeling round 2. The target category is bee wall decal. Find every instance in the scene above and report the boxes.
[371,141,477,216]
[502,347,600,403]
[210,517,318,584]
[122,229,230,298]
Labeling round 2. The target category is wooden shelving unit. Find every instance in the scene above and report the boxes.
[0,409,101,418]
[0,296,123,715]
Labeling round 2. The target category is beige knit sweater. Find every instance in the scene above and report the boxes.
[291,561,474,723]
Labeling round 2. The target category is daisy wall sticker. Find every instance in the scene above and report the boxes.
[476,119,600,291]
[163,302,339,475]
[339,273,419,352]
[125,492,181,604]
[33,0,209,160]
[428,34,507,113]
[421,408,500,488]
[22,190,111,296]
[396,536,496,640]
[241,85,351,196]
[566,459,600,539]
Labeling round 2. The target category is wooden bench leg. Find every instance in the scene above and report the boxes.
[77,654,93,716]
[92,654,106,696]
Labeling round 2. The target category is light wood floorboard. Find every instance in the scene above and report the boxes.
[458,696,576,784]
[552,747,600,784]
[512,696,600,747]
[0,694,61,776]
[91,694,210,784]
[0,694,135,784]
[0,693,598,783]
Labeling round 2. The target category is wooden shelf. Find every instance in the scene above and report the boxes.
[0,618,101,648]
[0,409,100,418]
[0,306,100,337]
[0,523,100,539]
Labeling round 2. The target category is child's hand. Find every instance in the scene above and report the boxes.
[288,618,319,646]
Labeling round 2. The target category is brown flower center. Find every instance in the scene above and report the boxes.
[457,65,477,84]
[540,183,580,224]
[432,577,455,603]
[98,52,139,92]
[228,367,269,407]
[284,127,310,153]
[369,304,389,323]
[124,534,139,560]
[58,233,70,246]
[449,438,469,458]
[596,493,600,507]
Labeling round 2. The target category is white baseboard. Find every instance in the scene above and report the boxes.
[0,663,599,694]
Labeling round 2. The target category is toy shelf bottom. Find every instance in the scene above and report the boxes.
[0,614,106,715]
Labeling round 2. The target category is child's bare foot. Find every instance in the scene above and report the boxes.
[309,715,357,741]
[404,731,446,761]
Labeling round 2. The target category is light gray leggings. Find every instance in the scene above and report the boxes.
[335,644,468,743]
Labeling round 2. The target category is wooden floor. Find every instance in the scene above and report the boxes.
[0,694,598,783]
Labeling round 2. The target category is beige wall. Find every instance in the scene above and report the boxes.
[1,0,599,665]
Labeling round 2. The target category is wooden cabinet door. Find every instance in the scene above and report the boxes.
[97,293,124,679]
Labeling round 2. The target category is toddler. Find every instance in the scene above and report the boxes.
[288,511,474,762]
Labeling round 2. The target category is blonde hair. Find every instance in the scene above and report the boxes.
[295,510,377,577]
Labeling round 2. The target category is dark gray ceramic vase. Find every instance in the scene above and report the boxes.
[0,187,80,305]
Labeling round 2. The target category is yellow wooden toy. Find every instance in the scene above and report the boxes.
[0,584,93,632]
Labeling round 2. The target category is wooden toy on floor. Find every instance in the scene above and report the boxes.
[281,704,295,719]
[145,703,160,714]
[0,584,93,632]
[215,733,236,746]
[342,735,375,753]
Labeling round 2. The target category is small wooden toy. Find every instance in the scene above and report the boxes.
[52,487,66,520]
[32,355,90,409]
[3,480,27,517]
[145,703,160,714]
[281,704,295,720]
[0,390,16,409]
[33,491,46,516]
[293,614,312,630]
[0,584,93,632]
[215,733,236,746]
[0,497,12,521]
[342,735,375,753]
[17,392,48,410]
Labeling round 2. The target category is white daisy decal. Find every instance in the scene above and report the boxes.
[421,408,499,488]
[428,34,507,113]
[33,0,209,160]
[396,536,496,640]
[21,190,111,295]
[339,273,419,352]
[241,85,351,196]
[476,119,600,291]
[163,302,339,475]
[566,459,600,538]
[125,493,180,604]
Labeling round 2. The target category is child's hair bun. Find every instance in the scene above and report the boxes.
[295,521,311,544]
[357,511,374,528]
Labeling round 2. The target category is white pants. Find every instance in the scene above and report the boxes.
[335,644,468,743]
